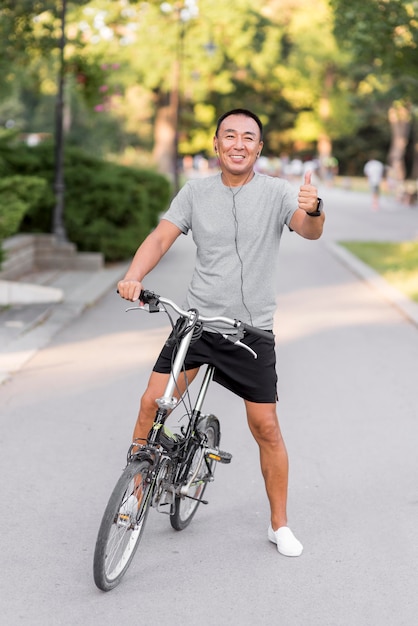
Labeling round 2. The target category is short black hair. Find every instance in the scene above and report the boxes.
[215,108,263,140]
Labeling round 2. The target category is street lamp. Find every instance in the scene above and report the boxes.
[161,1,199,195]
[52,0,67,242]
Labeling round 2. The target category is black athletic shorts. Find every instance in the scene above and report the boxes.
[153,329,278,404]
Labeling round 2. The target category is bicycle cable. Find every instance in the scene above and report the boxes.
[166,310,202,420]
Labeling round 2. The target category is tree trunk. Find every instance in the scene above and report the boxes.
[152,68,182,195]
[317,65,334,179]
[152,93,175,184]
[411,118,418,180]
[387,102,412,184]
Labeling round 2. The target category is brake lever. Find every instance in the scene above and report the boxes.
[222,333,257,359]
[125,302,163,313]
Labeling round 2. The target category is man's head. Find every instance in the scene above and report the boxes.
[215,109,263,141]
[213,109,264,183]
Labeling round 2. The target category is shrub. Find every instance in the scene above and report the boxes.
[0,140,171,261]
[0,175,48,266]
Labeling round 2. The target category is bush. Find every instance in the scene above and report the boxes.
[64,159,153,259]
[0,175,48,266]
[0,140,171,261]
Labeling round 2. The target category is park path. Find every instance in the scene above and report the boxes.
[0,185,417,625]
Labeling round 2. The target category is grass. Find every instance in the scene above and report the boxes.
[339,241,418,303]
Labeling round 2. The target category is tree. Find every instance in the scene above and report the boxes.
[67,0,354,178]
[3,0,405,183]
[63,0,300,181]
[262,0,355,171]
[330,0,418,180]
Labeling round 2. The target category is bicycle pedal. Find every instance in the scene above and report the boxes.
[116,513,130,528]
[206,449,232,464]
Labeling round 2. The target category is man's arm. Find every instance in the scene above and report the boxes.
[117,219,183,301]
[289,171,325,240]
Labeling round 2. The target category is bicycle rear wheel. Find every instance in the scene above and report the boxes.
[170,414,220,531]
[93,460,151,591]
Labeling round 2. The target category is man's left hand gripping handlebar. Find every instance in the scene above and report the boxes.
[117,279,144,302]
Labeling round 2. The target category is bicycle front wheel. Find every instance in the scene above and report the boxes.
[170,414,220,531]
[93,460,151,591]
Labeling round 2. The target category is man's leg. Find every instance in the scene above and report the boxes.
[245,400,303,556]
[244,401,289,528]
[133,368,200,445]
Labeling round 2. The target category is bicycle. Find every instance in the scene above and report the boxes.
[93,288,268,591]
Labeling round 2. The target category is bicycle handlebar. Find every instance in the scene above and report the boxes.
[137,289,273,342]
[121,288,274,358]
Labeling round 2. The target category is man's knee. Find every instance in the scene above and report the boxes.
[256,420,282,445]
[139,372,170,417]
[247,405,282,444]
[140,387,158,416]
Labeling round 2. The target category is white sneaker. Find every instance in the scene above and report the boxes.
[117,494,138,527]
[268,525,303,557]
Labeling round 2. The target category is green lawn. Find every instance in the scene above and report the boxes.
[339,241,418,303]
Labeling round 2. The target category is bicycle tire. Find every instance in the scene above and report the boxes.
[93,460,152,591]
[170,414,220,531]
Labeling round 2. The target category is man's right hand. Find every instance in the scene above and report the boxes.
[117,279,143,302]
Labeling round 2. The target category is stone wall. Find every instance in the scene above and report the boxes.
[0,234,103,280]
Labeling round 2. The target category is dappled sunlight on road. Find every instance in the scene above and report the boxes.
[1,325,172,411]
[274,279,404,345]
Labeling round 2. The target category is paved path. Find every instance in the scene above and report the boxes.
[0,186,417,625]
[0,264,128,384]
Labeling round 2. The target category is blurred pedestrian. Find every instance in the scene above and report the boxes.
[364,159,384,210]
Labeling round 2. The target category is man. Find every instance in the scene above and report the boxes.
[117,109,325,557]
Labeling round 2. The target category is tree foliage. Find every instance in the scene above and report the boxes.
[1,0,417,178]
[330,0,418,98]
[330,0,418,177]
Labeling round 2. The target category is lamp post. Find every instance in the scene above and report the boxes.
[161,1,199,195]
[171,16,184,195]
[52,0,67,242]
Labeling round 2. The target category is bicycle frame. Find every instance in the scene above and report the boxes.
[146,311,215,447]
[155,311,199,412]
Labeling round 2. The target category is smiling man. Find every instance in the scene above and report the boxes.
[118,108,325,557]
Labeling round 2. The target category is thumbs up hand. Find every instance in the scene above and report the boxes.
[298,171,319,213]
[303,171,312,186]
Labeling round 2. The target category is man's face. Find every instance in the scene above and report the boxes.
[214,114,263,179]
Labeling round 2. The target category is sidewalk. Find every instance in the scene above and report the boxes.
[0,263,128,385]
[326,241,418,328]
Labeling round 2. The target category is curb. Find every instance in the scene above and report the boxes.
[327,242,418,328]
[0,263,128,385]
[0,280,63,305]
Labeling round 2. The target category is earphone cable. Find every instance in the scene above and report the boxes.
[230,188,254,326]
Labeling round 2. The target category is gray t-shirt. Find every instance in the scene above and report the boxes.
[162,172,298,330]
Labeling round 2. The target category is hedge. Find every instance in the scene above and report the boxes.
[0,140,171,261]
[0,175,48,266]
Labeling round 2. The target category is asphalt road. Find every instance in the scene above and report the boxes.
[1,186,418,625]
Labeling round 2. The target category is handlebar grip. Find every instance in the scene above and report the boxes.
[242,324,274,341]
[138,289,161,312]
[139,289,160,304]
